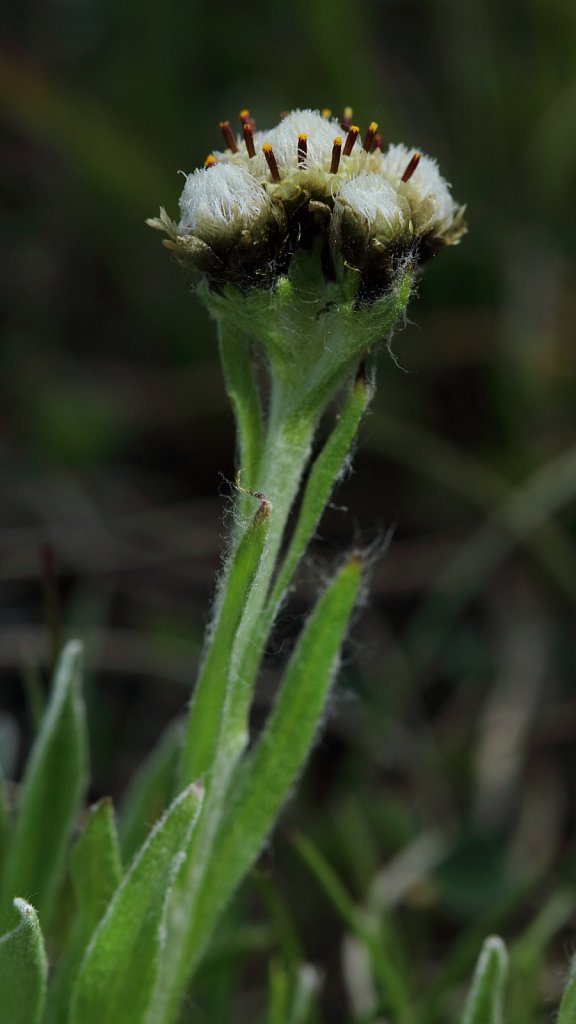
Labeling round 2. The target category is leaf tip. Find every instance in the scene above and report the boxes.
[12,897,36,917]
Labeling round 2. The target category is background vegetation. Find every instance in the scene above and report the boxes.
[2,0,576,1019]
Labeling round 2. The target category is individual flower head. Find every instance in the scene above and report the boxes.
[177,162,274,240]
[331,173,411,295]
[381,144,466,245]
[148,158,288,288]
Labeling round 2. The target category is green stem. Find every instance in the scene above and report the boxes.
[238,366,372,695]
[179,497,271,788]
[218,320,264,494]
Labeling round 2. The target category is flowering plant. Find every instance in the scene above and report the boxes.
[0,107,477,1024]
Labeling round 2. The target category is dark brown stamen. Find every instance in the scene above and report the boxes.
[402,151,421,182]
[239,108,251,125]
[372,133,383,152]
[262,143,281,182]
[330,136,342,174]
[297,133,308,167]
[341,106,353,131]
[243,122,256,158]
[343,125,360,157]
[363,121,378,152]
[204,154,217,169]
[219,120,239,153]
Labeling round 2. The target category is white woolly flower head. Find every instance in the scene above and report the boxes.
[382,144,459,234]
[251,108,342,175]
[335,173,407,239]
[178,162,273,239]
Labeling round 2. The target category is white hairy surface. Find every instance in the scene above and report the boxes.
[178,162,271,234]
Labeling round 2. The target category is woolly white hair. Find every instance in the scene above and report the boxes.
[382,144,458,231]
[335,173,406,237]
[250,108,343,176]
[178,162,272,235]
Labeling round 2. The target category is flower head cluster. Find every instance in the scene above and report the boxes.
[148,107,466,298]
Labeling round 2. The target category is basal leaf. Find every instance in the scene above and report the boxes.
[45,798,122,1024]
[0,898,47,1024]
[461,936,508,1024]
[0,641,88,931]
[70,782,203,1024]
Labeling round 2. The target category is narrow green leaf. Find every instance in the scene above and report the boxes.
[46,798,123,1024]
[70,782,204,1024]
[207,555,362,901]
[0,898,47,1024]
[461,936,508,1024]
[0,641,87,930]
[180,498,270,787]
[267,959,320,1024]
[558,958,576,1024]
[119,721,181,862]
[160,557,362,1011]
[70,798,123,931]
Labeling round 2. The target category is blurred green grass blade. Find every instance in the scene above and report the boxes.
[405,443,576,675]
[46,798,123,1024]
[254,872,304,968]
[371,413,576,610]
[119,721,181,863]
[508,891,576,1024]
[268,961,320,1024]
[155,556,362,1019]
[70,782,203,1024]
[461,936,508,1024]
[269,961,291,1024]
[0,641,87,930]
[179,498,270,787]
[0,898,47,1024]
[289,964,321,1024]
[558,958,576,1023]
[293,832,415,1024]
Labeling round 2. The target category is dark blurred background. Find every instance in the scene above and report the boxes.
[1,0,576,1019]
